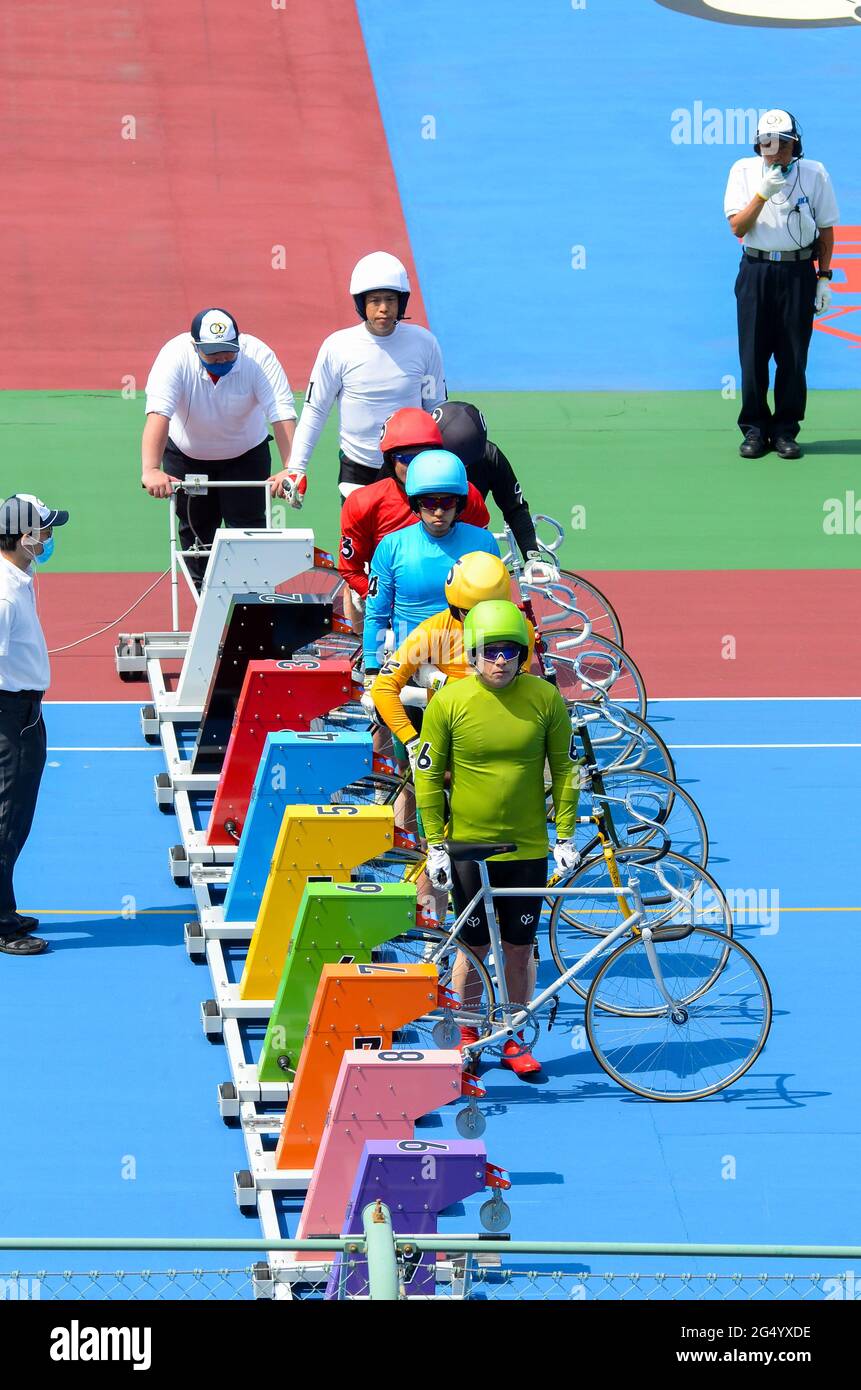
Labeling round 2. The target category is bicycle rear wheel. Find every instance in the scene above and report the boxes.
[538,631,647,719]
[378,925,496,1038]
[585,928,772,1100]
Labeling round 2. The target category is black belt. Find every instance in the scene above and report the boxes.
[744,247,814,263]
[0,688,44,701]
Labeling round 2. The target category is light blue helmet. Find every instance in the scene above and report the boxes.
[405,450,469,509]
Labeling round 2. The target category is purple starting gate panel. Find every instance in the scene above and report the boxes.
[325,1139,489,1299]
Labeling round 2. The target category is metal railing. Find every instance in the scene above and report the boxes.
[2,1231,860,1301]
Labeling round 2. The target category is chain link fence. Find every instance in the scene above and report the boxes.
[2,1237,859,1301]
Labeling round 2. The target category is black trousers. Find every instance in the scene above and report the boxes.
[164,437,272,588]
[735,256,817,441]
[0,691,47,923]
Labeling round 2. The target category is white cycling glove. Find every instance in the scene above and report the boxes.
[758,166,786,201]
[426,844,453,891]
[349,590,366,617]
[412,664,448,692]
[522,551,561,585]
[282,470,308,510]
[814,279,832,316]
[403,737,420,777]
[553,839,581,874]
[360,670,379,717]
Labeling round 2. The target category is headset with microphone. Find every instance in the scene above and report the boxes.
[754,109,803,172]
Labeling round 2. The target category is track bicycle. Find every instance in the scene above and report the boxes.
[385,836,770,1104]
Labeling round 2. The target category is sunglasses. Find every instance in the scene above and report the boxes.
[419,495,458,511]
[481,644,521,662]
[392,450,422,465]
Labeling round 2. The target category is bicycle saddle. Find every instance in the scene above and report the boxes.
[443,840,518,862]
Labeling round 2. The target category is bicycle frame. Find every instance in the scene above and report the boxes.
[445,865,647,1054]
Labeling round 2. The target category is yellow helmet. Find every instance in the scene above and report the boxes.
[445,552,511,611]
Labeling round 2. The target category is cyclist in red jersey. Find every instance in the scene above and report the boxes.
[338,407,489,634]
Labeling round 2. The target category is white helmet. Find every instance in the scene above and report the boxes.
[350,251,411,320]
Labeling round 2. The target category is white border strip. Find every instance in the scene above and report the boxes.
[668,742,861,750]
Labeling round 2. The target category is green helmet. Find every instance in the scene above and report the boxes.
[463,600,530,662]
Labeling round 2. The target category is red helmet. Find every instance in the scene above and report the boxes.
[379,408,443,457]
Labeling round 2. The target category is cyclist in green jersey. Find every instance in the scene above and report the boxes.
[413,599,581,1076]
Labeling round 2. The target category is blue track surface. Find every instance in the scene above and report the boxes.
[2,697,859,1265]
[357,0,860,388]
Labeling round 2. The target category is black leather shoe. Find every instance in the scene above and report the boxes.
[774,436,802,459]
[739,433,769,459]
[0,913,39,934]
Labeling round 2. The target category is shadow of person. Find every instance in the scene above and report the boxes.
[802,440,861,456]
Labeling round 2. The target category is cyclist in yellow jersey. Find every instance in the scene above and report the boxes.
[414,600,580,1076]
[369,551,535,760]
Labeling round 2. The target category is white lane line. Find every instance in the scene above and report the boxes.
[651,696,861,702]
[46,746,160,752]
[667,742,861,750]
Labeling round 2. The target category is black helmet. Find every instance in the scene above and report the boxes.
[432,401,488,469]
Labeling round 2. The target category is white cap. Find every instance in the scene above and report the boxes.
[0,493,69,533]
[349,252,410,297]
[191,308,240,352]
[757,109,795,147]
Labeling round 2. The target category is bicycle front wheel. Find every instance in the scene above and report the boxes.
[521,572,624,646]
[549,850,732,1008]
[567,702,676,780]
[581,769,708,867]
[539,632,647,720]
[585,928,772,1100]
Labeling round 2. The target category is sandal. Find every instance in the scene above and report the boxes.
[0,930,48,956]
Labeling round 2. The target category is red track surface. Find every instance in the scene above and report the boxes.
[0,0,425,391]
[39,569,861,701]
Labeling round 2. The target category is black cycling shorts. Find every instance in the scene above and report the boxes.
[451,856,546,948]
[339,451,383,495]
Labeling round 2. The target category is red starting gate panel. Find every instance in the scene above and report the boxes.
[206,659,354,845]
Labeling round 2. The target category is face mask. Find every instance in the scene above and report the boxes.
[23,535,54,566]
[200,355,237,377]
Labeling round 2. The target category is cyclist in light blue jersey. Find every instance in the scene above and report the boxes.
[361,450,500,676]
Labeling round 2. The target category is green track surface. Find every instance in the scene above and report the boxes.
[1,390,859,573]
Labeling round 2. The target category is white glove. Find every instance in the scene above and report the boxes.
[553,838,581,874]
[360,671,379,716]
[577,762,591,791]
[815,279,832,316]
[282,470,308,510]
[758,166,786,201]
[412,664,448,692]
[522,551,561,585]
[426,844,453,892]
[349,590,366,617]
[403,737,420,777]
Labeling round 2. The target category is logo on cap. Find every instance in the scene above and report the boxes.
[209,321,228,337]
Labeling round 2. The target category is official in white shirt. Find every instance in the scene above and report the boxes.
[724,109,839,459]
[141,309,298,586]
[0,493,70,956]
[282,252,447,509]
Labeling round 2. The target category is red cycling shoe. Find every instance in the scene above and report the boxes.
[501,1034,542,1077]
[459,1026,480,1053]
